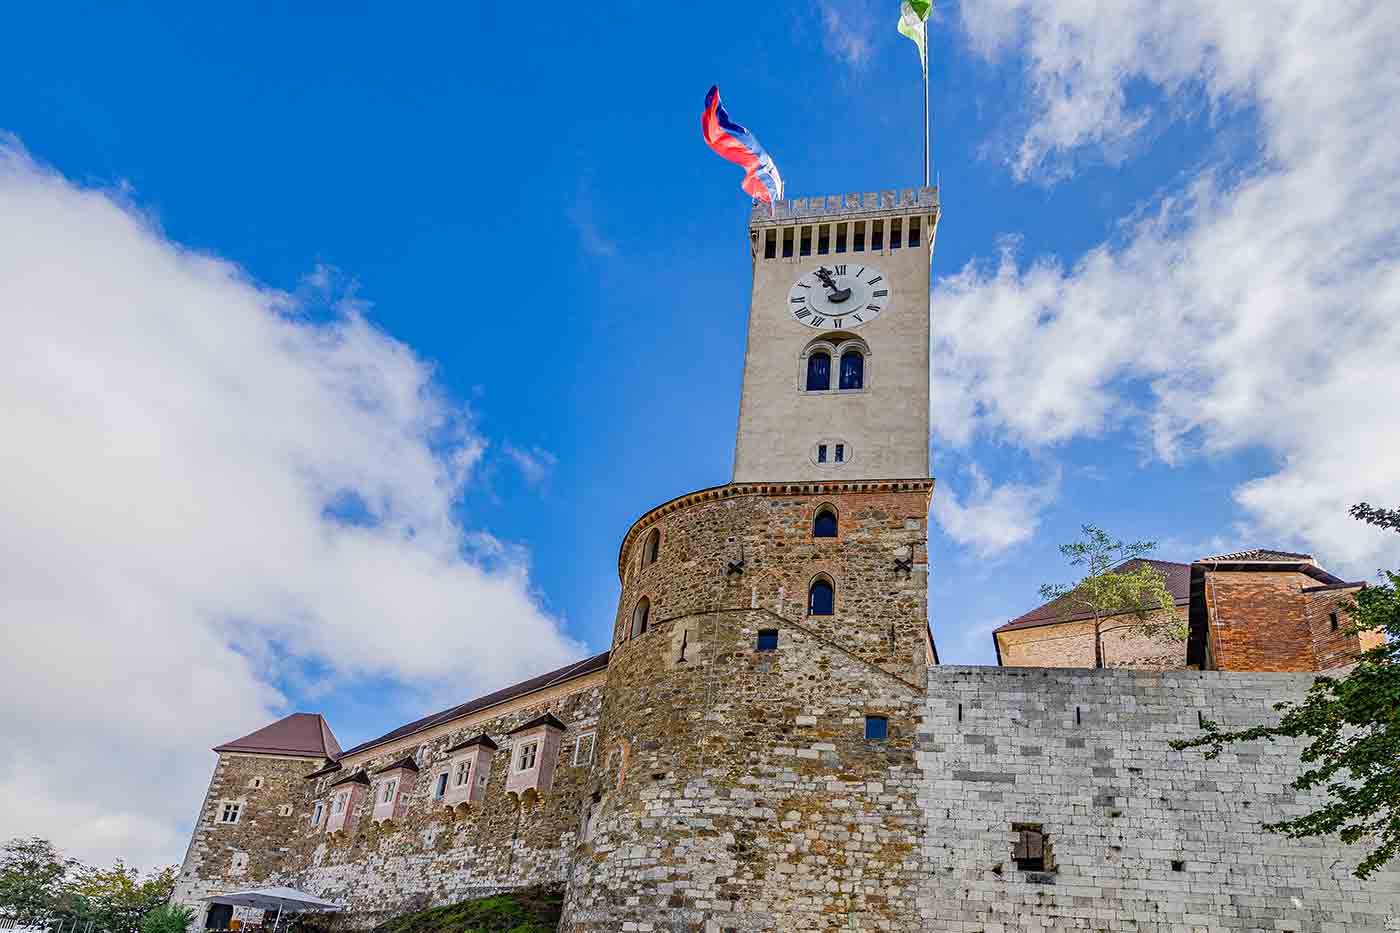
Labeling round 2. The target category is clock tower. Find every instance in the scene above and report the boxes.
[735,188,939,482]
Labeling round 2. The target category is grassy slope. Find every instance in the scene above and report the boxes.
[367,888,562,933]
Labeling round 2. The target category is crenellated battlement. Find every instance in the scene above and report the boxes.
[750,185,938,227]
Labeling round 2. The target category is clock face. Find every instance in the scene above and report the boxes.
[787,263,891,329]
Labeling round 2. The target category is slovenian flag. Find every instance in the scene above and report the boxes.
[702,86,784,205]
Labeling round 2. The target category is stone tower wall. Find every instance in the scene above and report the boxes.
[918,666,1400,931]
[565,481,934,931]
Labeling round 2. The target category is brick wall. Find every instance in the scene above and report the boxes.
[996,606,1188,670]
[918,666,1400,931]
[1203,570,1318,671]
[1302,584,1374,670]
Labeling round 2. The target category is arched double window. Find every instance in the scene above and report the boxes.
[630,596,650,638]
[813,506,838,538]
[808,577,834,616]
[640,528,660,569]
[839,350,864,390]
[806,352,831,391]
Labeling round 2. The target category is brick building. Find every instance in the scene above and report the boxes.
[172,189,1399,931]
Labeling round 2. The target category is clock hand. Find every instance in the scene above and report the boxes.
[814,266,852,303]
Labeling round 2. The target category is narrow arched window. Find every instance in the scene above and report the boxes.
[813,508,837,538]
[630,597,650,638]
[839,351,864,390]
[806,352,831,391]
[640,528,660,568]
[808,578,834,616]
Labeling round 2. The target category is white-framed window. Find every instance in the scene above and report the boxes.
[218,801,242,824]
[516,741,539,772]
[380,778,398,804]
[331,792,347,815]
[574,732,596,766]
[454,759,471,788]
[311,800,324,826]
[277,804,293,817]
[434,772,449,799]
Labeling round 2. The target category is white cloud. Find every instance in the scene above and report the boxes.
[932,0,1400,575]
[932,462,1059,558]
[503,443,558,489]
[0,139,582,870]
[817,0,876,70]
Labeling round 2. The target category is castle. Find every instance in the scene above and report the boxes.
[173,189,1400,931]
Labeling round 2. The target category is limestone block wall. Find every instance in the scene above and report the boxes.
[918,666,1400,931]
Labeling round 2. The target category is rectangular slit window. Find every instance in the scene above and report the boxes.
[853,222,866,252]
[835,224,848,253]
[817,225,830,254]
[908,217,921,247]
[817,444,828,463]
[799,226,812,256]
[1329,611,1340,631]
[756,629,779,651]
[890,218,902,249]
[834,444,844,463]
[782,228,794,258]
[864,715,888,740]
[764,229,777,259]
[871,220,884,251]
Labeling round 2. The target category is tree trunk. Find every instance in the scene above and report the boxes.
[1094,617,1105,669]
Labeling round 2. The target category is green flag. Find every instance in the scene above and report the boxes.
[897,0,931,77]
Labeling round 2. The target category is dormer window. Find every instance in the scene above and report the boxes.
[454,759,471,788]
[505,712,567,798]
[324,773,368,833]
[442,735,497,807]
[516,742,539,772]
[380,778,398,804]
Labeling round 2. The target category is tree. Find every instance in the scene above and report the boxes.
[0,836,74,922]
[1171,502,1400,879]
[139,904,194,933]
[66,862,178,933]
[1039,525,1183,668]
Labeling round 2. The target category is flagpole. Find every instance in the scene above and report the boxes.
[922,22,929,187]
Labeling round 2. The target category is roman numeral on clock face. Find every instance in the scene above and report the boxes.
[794,308,811,319]
[872,289,888,297]
[831,318,843,328]
[834,264,846,275]
[811,316,826,326]
[791,296,806,303]
[866,304,881,313]
[867,275,883,285]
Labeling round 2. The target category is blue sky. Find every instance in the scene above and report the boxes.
[3,2,1399,868]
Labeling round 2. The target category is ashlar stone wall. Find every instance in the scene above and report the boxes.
[918,666,1400,931]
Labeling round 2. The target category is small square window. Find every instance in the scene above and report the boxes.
[817,444,828,463]
[517,741,539,772]
[864,716,888,740]
[756,630,779,652]
[834,444,844,463]
[574,732,596,766]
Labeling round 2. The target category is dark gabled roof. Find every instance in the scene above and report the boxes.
[508,712,567,735]
[327,769,371,789]
[303,760,342,780]
[373,756,420,774]
[445,734,499,754]
[214,713,342,759]
[337,651,609,760]
[1196,547,1314,562]
[994,560,1190,636]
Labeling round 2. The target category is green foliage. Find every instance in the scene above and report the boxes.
[65,862,177,933]
[1171,502,1400,879]
[139,904,194,933]
[1039,525,1183,668]
[369,887,563,933]
[0,836,75,922]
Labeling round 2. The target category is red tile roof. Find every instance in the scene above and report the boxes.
[1195,548,1315,562]
[214,712,342,759]
[994,559,1191,635]
[336,651,610,760]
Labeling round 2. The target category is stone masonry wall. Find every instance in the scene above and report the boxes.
[173,752,326,924]
[995,606,1188,670]
[175,679,603,927]
[918,666,1400,931]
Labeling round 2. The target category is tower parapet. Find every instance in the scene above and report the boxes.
[751,186,939,225]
